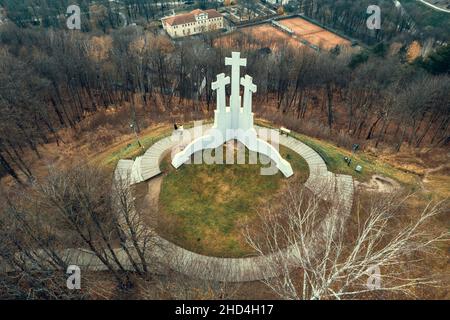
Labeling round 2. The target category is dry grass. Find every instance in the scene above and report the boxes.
[156,145,309,258]
[214,24,304,52]
[407,40,422,62]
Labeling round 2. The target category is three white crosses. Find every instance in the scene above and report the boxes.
[212,52,257,130]
[171,52,293,178]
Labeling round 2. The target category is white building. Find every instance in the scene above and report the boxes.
[161,9,224,38]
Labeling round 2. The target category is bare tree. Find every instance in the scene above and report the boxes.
[0,186,87,299]
[0,163,163,295]
[245,185,449,300]
[111,174,156,276]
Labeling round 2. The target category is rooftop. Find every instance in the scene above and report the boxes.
[162,9,222,27]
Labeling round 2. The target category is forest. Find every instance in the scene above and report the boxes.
[0,21,448,183]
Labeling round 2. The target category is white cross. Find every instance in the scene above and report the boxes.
[225,52,247,112]
[241,75,257,114]
[212,73,230,113]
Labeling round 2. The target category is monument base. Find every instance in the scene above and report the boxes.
[171,127,294,178]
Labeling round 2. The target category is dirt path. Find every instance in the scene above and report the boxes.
[423,164,446,183]
[357,174,402,193]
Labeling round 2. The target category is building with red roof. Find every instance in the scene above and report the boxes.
[161,9,224,38]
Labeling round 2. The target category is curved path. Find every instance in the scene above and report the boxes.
[417,0,450,13]
[111,126,354,282]
[2,127,354,282]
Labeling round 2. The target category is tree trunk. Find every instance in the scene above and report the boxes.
[326,83,333,130]
[0,151,22,184]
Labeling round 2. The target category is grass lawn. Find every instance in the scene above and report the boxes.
[157,145,309,258]
[96,120,422,189]
[92,120,213,171]
[294,133,419,185]
[90,124,173,171]
[255,120,420,188]
[95,121,422,191]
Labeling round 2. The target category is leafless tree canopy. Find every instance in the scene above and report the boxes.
[245,184,449,300]
[0,23,449,183]
[0,164,158,296]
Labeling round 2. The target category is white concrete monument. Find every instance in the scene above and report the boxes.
[171,52,293,177]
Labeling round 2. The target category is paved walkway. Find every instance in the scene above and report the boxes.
[3,127,354,282]
[113,126,354,282]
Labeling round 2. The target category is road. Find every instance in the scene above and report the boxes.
[417,0,450,13]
